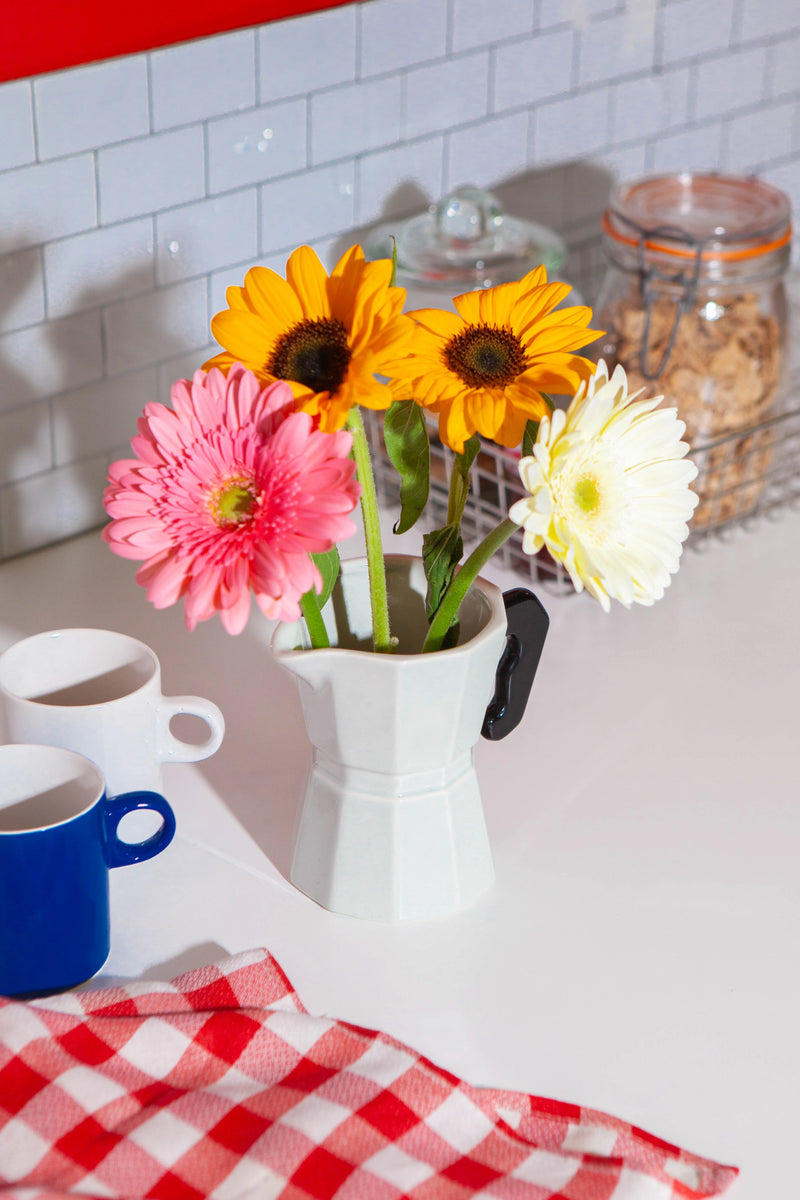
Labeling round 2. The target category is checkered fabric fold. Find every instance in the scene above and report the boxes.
[0,948,737,1199]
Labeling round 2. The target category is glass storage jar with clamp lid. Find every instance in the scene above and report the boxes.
[594,171,793,532]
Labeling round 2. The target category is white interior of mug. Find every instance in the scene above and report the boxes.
[0,629,156,706]
[0,745,102,832]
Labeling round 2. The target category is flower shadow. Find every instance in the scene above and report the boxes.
[344,160,616,310]
[0,237,48,498]
[0,224,207,563]
[494,159,616,305]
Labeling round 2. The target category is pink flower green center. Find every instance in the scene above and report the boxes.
[209,475,260,527]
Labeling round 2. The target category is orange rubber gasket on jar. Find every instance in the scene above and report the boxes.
[601,211,793,263]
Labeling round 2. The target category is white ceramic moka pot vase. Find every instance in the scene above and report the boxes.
[271,556,548,922]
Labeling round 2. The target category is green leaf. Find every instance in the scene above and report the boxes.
[422,524,463,623]
[390,236,398,287]
[521,419,539,459]
[460,433,482,472]
[311,547,340,610]
[447,433,481,525]
[384,400,430,534]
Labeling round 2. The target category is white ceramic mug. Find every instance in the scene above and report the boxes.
[0,629,225,796]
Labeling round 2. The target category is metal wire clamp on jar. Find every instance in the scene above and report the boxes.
[594,172,792,532]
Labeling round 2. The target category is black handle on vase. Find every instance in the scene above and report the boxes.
[481,589,549,742]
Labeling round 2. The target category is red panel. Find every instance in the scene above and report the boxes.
[2,0,352,84]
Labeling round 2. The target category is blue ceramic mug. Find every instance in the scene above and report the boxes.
[0,743,176,997]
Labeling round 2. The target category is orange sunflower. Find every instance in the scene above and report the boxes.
[385,266,603,452]
[203,245,412,432]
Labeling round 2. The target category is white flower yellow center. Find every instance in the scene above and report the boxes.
[573,476,600,513]
[550,448,625,547]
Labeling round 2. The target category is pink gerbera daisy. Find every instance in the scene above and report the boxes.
[103,364,361,633]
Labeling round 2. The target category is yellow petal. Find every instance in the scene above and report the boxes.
[328,245,368,321]
[518,354,595,393]
[527,321,602,355]
[242,266,304,328]
[492,403,529,448]
[452,291,483,324]
[389,377,415,403]
[210,310,275,366]
[201,350,240,375]
[465,386,499,438]
[475,280,521,327]
[511,281,573,333]
[285,246,332,320]
[439,397,473,453]
[225,285,251,312]
[406,307,464,340]
[504,379,553,418]
[348,281,401,354]
[517,264,548,291]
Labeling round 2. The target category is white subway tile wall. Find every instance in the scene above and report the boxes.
[0,83,36,171]
[356,136,444,223]
[149,31,257,130]
[208,99,308,191]
[33,57,150,159]
[0,156,97,249]
[493,29,573,112]
[0,0,798,559]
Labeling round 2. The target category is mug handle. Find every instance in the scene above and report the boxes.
[156,696,225,764]
[481,588,549,742]
[102,792,177,867]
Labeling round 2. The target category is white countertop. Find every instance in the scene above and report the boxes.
[2,507,799,1198]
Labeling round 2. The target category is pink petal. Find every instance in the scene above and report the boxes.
[218,586,252,634]
[139,555,190,608]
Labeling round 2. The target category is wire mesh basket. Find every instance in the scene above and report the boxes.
[687,384,800,539]
[366,412,574,594]
[366,354,800,594]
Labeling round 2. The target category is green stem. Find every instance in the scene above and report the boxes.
[422,518,519,653]
[446,454,470,526]
[300,589,330,649]
[446,434,481,528]
[346,407,394,652]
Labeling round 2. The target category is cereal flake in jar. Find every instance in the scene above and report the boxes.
[594,172,792,526]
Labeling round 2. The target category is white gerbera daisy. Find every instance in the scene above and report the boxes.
[508,360,698,611]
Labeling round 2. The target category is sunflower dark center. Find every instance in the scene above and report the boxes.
[269,317,351,394]
[444,323,528,388]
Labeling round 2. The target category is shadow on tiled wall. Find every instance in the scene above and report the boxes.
[0,250,193,562]
[342,160,615,309]
[0,235,41,446]
[496,161,615,300]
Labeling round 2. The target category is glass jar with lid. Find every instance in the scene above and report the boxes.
[594,171,792,530]
[363,185,580,591]
[365,184,567,311]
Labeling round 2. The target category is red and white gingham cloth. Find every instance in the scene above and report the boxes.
[0,948,737,1199]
